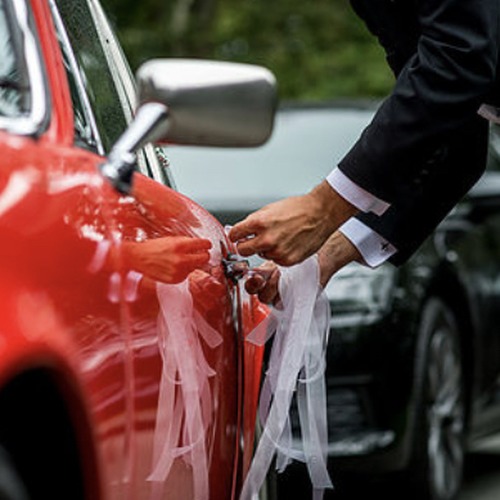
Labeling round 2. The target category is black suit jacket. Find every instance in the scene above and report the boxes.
[340,0,499,264]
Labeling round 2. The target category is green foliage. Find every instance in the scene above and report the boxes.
[101,0,393,101]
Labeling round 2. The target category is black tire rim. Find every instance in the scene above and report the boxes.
[425,321,464,500]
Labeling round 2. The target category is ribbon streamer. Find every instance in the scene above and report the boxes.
[148,279,222,500]
[240,255,333,500]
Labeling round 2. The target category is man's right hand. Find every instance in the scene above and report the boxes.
[228,180,357,267]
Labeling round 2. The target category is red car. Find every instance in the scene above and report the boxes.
[0,1,276,499]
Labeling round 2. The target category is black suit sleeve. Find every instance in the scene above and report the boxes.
[356,114,489,265]
[339,0,500,203]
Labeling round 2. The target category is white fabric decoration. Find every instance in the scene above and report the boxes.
[148,279,223,500]
[240,255,333,500]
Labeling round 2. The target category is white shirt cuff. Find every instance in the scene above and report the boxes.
[327,168,390,216]
[339,218,397,268]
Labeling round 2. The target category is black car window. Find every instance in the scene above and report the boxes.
[49,0,103,153]
[53,0,173,189]
[63,55,93,150]
[0,1,28,117]
[55,0,127,153]
[85,0,174,187]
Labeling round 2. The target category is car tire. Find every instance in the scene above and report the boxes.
[0,446,30,500]
[407,297,466,500]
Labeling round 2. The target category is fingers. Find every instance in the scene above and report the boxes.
[228,216,262,243]
[251,266,275,281]
[246,262,279,292]
[227,205,301,264]
[257,268,280,305]
[229,228,275,259]
[172,236,212,253]
[245,274,266,294]
[228,215,274,257]
[244,262,281,306]
[228,188,354,267]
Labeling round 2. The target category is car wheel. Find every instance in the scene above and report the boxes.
[408,297,466,500]
[0,446,30,500]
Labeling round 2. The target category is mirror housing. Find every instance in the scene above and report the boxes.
[137,59,277,147]
[101,59,277,193]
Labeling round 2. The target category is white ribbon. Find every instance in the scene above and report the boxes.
[148,279,223,500]
[240,255,333,500]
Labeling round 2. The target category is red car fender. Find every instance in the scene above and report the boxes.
[0,279,102,500]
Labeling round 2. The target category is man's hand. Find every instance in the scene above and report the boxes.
[245,261,281,306]
[245,231,362,306]
[228,180,357,266]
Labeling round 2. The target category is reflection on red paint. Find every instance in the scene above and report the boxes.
[0,4,265,495]
[241,294,269,477]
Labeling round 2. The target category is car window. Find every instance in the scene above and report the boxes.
[53,0,174,187]
[0,0,48,135]
[49,1,102,154]
[61,48,100,153]
[0,2,26,117]
[85,0,174,187]
[55,0,127,154]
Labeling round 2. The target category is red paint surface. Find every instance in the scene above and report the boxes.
[0,2,266,498]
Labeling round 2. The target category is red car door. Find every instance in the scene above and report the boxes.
[0,1,267,498]
[113,174,242,500]
[42,1,248,498]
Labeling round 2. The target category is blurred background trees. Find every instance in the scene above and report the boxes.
[102,0,393,101]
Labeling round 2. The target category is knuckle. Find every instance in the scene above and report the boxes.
[237,246,252,257]
[277,255,292,267]
[249,214,267,231]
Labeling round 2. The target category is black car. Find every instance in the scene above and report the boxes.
[167,102,500,500]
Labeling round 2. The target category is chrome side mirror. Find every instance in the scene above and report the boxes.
[100,59,277,194]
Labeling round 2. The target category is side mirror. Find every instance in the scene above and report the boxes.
[100,59,277,193]
[138,59,277,147]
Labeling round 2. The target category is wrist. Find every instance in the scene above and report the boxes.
[309,180,358,232]
[318,231,361,287]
